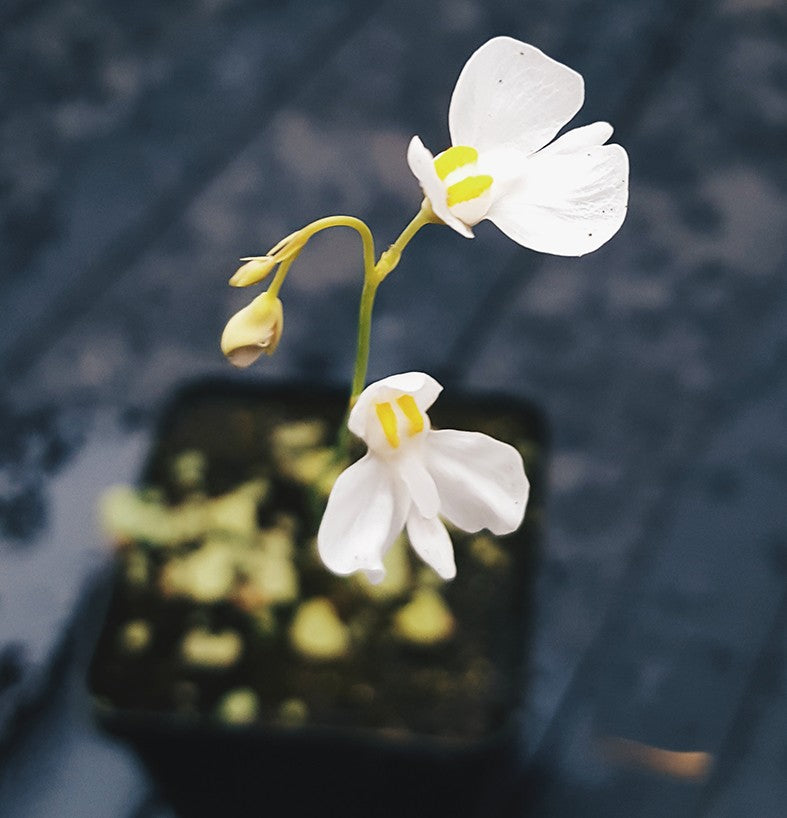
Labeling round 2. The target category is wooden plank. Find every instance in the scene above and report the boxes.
[0,0,365,376]
[520,375,787,815]
[464,0,787,762]
[700,594,787,817]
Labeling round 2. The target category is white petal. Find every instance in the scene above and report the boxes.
[449,37,584,156]
[406,511,456,580]
[486,143,629,256]
[426,429,529,535]
[406,136,474,238]
[349,371,443,442]
[399,453,440,518]
[540,121,613,154]
[318,454,409,582]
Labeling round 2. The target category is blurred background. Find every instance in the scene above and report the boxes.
[1,0,786,814]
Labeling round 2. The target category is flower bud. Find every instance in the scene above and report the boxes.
[229,256,277,287]
[221,291,284,367]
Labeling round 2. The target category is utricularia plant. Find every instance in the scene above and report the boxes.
[221,37,629,583]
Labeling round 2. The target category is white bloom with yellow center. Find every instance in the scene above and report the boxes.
[317,372,529,583]
[408,37,629,256]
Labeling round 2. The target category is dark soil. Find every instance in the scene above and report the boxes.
[89,380,544,744]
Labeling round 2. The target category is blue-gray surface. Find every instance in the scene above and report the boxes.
[1,0,786,815]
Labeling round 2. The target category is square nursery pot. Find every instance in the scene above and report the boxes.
[88,378,546,817]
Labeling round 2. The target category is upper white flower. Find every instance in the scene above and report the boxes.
[317,372,529,583]
[407,37,629,256]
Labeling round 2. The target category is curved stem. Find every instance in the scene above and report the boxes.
[266,254,293,298]
[374,201,435,283]
[262,206,433,456]
[263,214,376,307]
[347,201,434,404]
[296,215,376,280]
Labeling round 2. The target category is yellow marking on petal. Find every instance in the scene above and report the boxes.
[375,402,399,449]
[446,175,493,207]
[434,145,479,180]
[396,395,424,437]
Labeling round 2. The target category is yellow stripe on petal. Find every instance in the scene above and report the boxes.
[375,402,399,449]
[396,395,424,437]
[434,145,479,180]
[446,175,493,207]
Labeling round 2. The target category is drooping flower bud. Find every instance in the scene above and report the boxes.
[221,291,284,367]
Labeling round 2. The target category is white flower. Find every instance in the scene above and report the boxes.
[317,372,529,583]
[408,37,629,256]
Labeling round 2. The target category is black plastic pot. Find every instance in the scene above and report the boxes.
[88,378,546,817]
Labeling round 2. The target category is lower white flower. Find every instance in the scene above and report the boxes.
[318,372,529,583]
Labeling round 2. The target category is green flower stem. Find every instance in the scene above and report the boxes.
[349,277,378,403]
[349,201,435,403]
[332,202,434,459]
[297,215,377,278]
[266,254,293,298]
[260,204,435,457]
[263,215,376,299]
